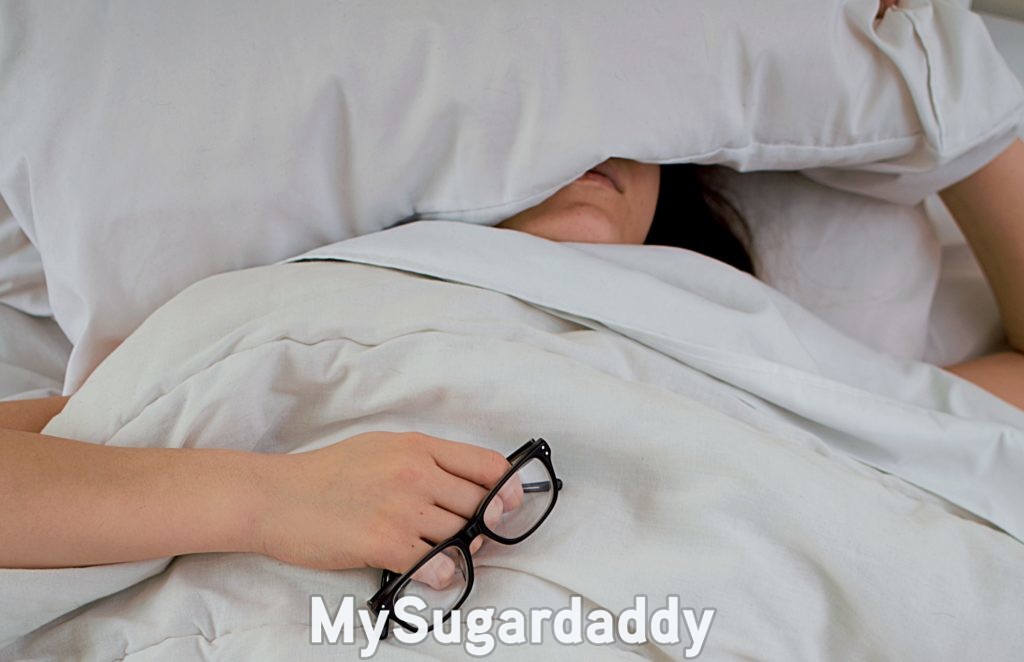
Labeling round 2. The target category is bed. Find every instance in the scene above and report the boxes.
[2,7,1022,400]
[1,2,1023,660]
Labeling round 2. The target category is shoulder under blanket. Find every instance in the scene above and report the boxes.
[3,223,1023,659]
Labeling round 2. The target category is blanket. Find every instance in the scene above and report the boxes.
[2,223,1023,660]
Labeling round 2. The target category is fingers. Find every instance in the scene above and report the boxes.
[382,536,436,576]
[431,471,491,519]
[496,474,524,512]
[410,546,472,591]
[425,436,511,489]
[403,506,479,588]
[430,468,523,533]
[407,494,505,587]
[411,552,457,590]
[416,506,468,547]
[368,433,523,589]
[399,497,497,591]
[483,495,503,531]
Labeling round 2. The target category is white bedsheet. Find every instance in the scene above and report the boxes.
[2,223,1022,660]
[0,303,69,401]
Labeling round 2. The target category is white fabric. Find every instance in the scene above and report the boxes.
[3,223,1022,659]
[729,9,1024,366]
[919,11,1024,366]
[711,168,942,361]
[0,199,68,400]
[1,0,1020,393]
[922,197,1008,366]
[0,199,49,318]
[287,224,1024,526]
[981,12,1024,74]
[0,304,70,401]
[801,0,1023,202]
[975,0,1024,22]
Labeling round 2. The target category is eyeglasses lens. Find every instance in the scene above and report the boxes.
[488,457,556,540]
[401,544,470,615]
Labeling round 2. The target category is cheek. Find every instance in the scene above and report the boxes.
[566,206,624,243]
[629,167,661,242]
[521,202,623,243]
[498,190,626,243]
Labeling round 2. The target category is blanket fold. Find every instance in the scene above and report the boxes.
[3,223,1022,659]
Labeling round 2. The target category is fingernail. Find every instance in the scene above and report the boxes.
[485,496,504,525]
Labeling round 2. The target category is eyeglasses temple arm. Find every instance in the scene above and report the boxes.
[521,478,564,493]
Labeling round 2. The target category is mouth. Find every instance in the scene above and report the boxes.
[577,170,619,192]
[577,162,622,194]
[587,161,624,193]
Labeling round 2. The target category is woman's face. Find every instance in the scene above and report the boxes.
[497,158,660,244]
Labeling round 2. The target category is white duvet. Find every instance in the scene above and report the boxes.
[2,223,1023,660]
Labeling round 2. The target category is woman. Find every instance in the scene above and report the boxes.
[1,140,1022,579]
[499,160,754,275]
[502,152,1024,412]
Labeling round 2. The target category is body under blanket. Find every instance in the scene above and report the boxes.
[3,224,1023,659]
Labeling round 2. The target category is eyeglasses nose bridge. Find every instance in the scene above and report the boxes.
[462,519,485,542]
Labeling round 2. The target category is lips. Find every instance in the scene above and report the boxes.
[579,170,618,192]
[588,161,624,193]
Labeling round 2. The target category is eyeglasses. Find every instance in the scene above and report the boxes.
[367,438,563,635]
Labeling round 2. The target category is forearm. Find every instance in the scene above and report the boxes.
[0,430,273,568]
[936,139,1024,410]
[939,139,1024,352]
[945,352,1024,411]
[0,396,71,433]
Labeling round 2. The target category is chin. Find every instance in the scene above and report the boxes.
[540,203,623,244]
[498,200,629,244]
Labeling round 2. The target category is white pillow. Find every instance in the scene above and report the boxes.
[0,0,1020,391]
[709,169,942,362]
[0,199,50,318]
[0,304,70,401]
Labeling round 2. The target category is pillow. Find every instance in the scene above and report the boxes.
[918,9,1024,366]
[0,198,50,318]
[708,169,942,362]
[0,304,70,401]
[0,0,1020,391]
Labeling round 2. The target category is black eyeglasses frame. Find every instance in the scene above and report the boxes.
[366,437,563,635]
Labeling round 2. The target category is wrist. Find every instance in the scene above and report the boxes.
[215,449,285,556]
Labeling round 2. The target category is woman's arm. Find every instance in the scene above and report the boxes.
[944,352,1024,410]
[0,396,70,433]
[0,420,509,572]
[939,138,1024,409]
[0,429,269,567]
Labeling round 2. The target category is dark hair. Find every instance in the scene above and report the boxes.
[644,164,755,275]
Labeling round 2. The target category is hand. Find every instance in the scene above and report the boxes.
[253,431,513,584]
[410,471,526,590]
